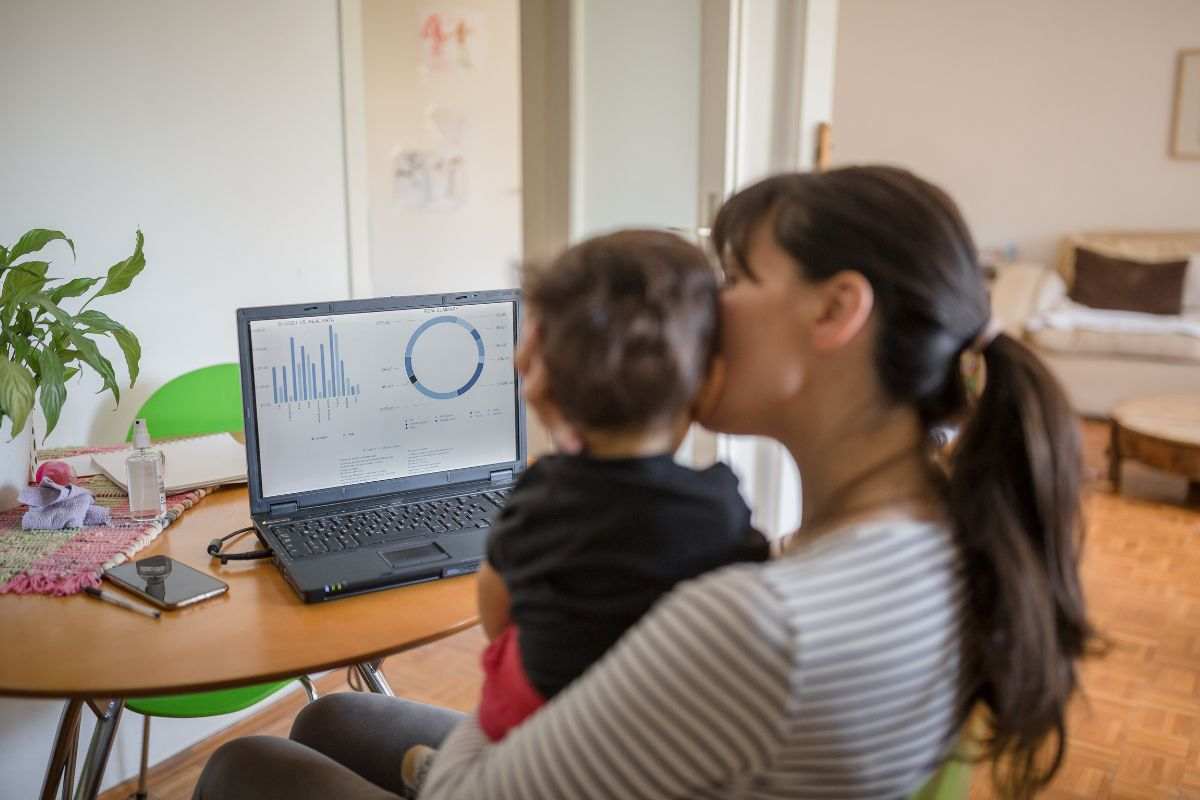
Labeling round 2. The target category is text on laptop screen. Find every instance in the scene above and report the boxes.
[249,302,518,498]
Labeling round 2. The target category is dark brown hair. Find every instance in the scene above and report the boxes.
[522,229,719,433]
[712,166,1097,797]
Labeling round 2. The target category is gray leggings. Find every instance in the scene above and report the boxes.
[192,693,465,799]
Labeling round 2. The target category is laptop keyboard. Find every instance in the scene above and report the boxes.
[271,489,511,561]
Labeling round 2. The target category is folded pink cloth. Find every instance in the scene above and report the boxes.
[19,478,112,530]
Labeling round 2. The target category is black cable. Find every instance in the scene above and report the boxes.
[207,526,274,565]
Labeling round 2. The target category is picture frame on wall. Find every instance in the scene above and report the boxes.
[1171,49,1200,159]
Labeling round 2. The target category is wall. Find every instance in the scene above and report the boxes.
[519,0,573,263]
[361,0,522,296]
[0,0,351,449]
[0,0,349,794]
[832,0,1200,266]
[572,0,702,238]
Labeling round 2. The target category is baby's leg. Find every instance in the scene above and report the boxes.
[478,625,547,741]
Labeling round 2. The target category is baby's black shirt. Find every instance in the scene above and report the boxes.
[486,453,769,699]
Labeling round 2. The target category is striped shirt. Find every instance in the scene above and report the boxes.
[423,513,968,799]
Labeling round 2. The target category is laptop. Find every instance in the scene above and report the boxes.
[235,289,527,603]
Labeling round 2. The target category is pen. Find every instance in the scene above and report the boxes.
[84,586,161,620]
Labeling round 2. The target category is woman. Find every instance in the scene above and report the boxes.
[195,166,1095,799]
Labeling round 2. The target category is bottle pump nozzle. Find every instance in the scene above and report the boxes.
[132,418,152,449]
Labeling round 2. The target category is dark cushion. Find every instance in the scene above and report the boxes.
[1069,247,1188,315]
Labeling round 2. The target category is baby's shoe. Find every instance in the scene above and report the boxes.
[401,744,437,797]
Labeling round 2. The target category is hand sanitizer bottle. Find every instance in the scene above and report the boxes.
[127,418,166,521]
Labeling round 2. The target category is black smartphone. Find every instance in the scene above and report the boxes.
[104,555,229,610]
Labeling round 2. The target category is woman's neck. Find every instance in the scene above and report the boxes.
[779,392,939,533]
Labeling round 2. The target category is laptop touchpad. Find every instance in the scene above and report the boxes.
[380,543,450,570]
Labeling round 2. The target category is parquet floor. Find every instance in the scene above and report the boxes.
[970,422,1200,800]
[98,420,1200,800]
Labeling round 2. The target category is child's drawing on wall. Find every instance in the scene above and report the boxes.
[418,9,487,74]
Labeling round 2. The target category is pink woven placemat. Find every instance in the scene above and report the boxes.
[0,444,214,596]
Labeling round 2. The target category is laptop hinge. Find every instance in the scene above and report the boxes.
[489,469,513,485]
[269,501,300,517]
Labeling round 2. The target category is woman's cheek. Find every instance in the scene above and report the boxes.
[700,375,765,434]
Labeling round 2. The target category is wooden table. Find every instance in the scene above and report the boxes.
[0,487,479,799]
[1110,394,1200,505]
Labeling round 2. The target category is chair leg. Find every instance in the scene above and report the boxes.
[63,723,78,800]
[354,661,395,696]
[40,699,83,800]
[298,675,319,703]
[74,699,124,800]
[132,715,151,800]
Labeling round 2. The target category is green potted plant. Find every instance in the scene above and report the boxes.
[0,229,144,509]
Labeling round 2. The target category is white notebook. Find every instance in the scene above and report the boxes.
[90,433,248,493]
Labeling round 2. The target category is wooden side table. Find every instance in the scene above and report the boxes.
[1109,394,1200,505]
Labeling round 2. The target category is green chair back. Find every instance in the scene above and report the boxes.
[126,363,243,441]
[909,755,972,800]
[124,363,291,721]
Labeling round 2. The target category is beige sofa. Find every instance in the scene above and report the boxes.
[990,231,1200,418]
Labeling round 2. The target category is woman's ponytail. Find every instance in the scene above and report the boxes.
[947,333,1095,796]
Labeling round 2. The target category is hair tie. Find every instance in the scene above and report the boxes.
[969,318,1003,354]
[960,318,1003,400]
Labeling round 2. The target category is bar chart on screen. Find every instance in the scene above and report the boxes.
[261,323,363,422]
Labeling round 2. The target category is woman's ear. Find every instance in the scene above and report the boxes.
[693,354,727,424]
[810,270,874,352]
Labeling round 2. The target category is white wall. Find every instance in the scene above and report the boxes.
[361,0,523,295]
[572,0,702,238]
[0,0,351,449]
[0,0,349,794]
[832,0,1200,265]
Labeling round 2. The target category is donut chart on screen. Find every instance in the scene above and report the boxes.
[404,315,486,399]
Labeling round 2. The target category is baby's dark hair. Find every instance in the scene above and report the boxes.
[522,229,719,434]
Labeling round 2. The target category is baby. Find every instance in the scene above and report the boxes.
[403,229,768,791]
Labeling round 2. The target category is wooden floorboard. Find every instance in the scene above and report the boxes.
[99,420,1200,799]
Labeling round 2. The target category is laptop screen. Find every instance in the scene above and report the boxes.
[248,300,519,499]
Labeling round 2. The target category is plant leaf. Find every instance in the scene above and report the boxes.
[49,277,101,304]
[14,308,34,338]
[0,244,7,267]
[1,261,50,307]
[75,310,140,386]
[10,336,36,377]
[7,230,75,264]
[31,293,71,327]
[75,309,124,332]
[63,367,79,382]
[111,327,141,387]
[36,348,67,437]
[74,337,119,403]
[92,230,144,301]
[0,356,37,438]
[31,294,120,404]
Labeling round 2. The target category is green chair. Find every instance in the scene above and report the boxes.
[908,727,977,800]
[124,363,244,441]
[122,364,317,799]
[909,755,972,800]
